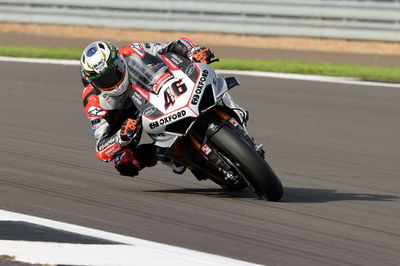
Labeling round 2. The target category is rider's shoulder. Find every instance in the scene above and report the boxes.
[82,87,110,118]
[120,43,145,57]
[82,83,97,100]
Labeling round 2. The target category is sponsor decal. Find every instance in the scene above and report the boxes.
[185,64,196,76]
[132,92,143,106]
[143,106,157,117]
[86,46,97,57]
[229,118,239,127]
[170,54,183,65]
[201,144,212,155]
[162,55,180,71]
[104,145,121,158]
[152,72,173,94]
[87,106,107,117]
[98,138,115,151]
[153,42,162,46]
[132,85,150,101]
[191,94,199,105]
[149,110,187,129]
[191,70,209,105]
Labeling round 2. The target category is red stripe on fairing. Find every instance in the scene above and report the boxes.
[160,55,180,71]
[179,38,197,48]
[132,84,150,101]
[96,143,123,161]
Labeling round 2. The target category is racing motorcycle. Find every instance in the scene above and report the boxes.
[128,52,283,201]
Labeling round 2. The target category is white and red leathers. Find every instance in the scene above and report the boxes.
[82,38,199,176]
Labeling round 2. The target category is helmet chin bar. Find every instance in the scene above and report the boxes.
[103,71,130,97]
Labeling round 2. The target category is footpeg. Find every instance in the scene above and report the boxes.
[255,144,266,159]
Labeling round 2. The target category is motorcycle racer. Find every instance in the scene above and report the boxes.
[81,38,216,177]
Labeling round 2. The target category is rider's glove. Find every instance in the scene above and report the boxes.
[189,46,218,64]
[120,118,140,142]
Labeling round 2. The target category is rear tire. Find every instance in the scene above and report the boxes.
[210,125,283,201]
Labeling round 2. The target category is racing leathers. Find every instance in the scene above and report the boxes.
[82,38,209,176]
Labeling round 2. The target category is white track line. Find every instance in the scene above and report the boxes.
[0,56,80,65]
[1,56,399,88]
[0,209,261,266]
[216,69,400,88]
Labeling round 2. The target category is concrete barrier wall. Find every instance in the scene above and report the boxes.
[0,0,399,41]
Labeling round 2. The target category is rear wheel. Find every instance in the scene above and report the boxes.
[210,125,283,201]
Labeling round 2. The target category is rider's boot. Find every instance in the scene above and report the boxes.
[167,160,187,175]
[162,159,187,174]
[171,162,187,174]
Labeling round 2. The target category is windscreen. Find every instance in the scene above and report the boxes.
[126,53,169,92]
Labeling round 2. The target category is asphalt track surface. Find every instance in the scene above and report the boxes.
[0,61,399,266]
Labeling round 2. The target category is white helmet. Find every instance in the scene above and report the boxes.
[80,40,129,96]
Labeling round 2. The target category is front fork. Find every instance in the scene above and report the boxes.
[187,108,260,181]
[188,107,259,157]
[213,100,265,158]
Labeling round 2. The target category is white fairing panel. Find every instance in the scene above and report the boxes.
[139,62,218,147]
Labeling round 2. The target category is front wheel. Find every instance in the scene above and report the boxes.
[210,125,284,201]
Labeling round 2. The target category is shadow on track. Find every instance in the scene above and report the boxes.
[145,187,398,203]
[145,188,258,199]
[282,187,399,203]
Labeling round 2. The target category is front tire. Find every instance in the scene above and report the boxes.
[210,125,283,201]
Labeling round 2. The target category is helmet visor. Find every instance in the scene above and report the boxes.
[90,56,126,91]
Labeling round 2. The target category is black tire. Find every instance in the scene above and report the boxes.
[210,125,283,201]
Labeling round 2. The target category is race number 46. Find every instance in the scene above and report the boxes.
[164,80,187,110]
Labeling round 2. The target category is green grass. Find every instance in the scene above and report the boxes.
[0,46,82,60]
[1,46,400,82]
[213,58,400,83]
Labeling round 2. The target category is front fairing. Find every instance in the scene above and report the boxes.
[128,53,224,147]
